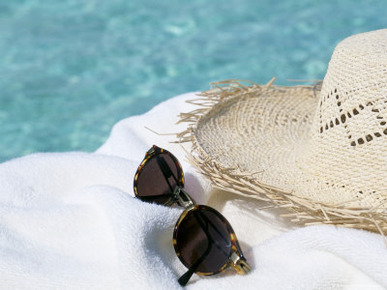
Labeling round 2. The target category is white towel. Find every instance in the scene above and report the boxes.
[0,93,386,289]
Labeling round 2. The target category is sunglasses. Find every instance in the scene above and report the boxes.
[134,145,251,286]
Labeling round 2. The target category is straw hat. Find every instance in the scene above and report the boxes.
[178,29,387,234]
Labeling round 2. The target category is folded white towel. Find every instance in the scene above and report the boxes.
[0,93,385,289]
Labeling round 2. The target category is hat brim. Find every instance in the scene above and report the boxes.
[178,80,387,234]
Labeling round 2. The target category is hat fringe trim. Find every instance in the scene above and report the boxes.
[177,79,387,239]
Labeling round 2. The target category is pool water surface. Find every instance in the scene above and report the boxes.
[0,0,385,161]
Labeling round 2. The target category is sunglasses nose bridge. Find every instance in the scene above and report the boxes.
[174,187,196,209]
[229,251,251,275]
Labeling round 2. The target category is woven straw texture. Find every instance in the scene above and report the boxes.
[178,29,387,234]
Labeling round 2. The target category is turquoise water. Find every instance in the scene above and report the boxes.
[0,0,386,161]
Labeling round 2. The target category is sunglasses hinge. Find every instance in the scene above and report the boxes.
[229,252,251,275]
[174,186,195,210]
[147,146,156,155]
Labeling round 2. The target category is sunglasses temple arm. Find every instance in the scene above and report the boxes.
[178,268,194,286]
[178,248,249,286]
[178,211,226,286]
[178,239,213,286]
[155,154,197,208]
[199,214,250,273]
[195,211,230,256]
[156,156,176,193]
[178,207,250,286]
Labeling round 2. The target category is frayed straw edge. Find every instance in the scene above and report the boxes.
[176,79,387,240]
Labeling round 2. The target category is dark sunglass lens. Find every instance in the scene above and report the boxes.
[175,206,232,274]
[136,154,180,204]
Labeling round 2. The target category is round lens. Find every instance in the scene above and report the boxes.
[174,206,232,274]
[136,153,181,205]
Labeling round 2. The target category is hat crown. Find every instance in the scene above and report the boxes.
[316,29,387,147]
[299,29,387,206]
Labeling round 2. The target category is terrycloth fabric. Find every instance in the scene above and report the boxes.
[0,93,386,289]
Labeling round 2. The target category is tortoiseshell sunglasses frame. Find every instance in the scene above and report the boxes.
[173,204,249,276]
[134,145,250,285]
[134,145,185,206]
